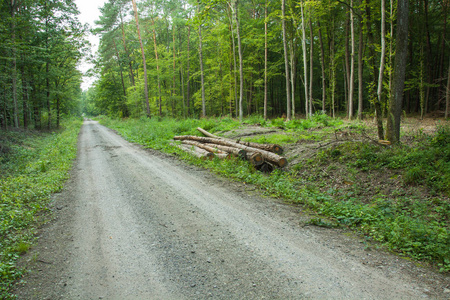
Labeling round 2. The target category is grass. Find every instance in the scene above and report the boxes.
[0,118,82,299]
[101,115,449,272]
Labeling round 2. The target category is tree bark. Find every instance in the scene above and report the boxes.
[151,17,163,117]
[231,0,244,122]
[11,0,18,128]
[174,135,288,168]
[445,59,450,118]
[282,0,292,120]
[264,0,268,120]
[132,0,150,117]
[348,0,355,119]
[318,22,326,113]
[198,1,206,117]
[196,127,283,154]
[386,0,409,143]
[300,1,309,118]
[308,15,314,117]
[377,0,387,121]
[187,25,191,116]
[357,10,364,120]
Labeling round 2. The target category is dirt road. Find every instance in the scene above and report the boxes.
[14,120,449,299]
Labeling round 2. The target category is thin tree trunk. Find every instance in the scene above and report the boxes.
[377,0,386,122]
[132,0,150,117]
[264,0,268,120]
[308,15,313,116]
[300,1,309,118]
[120,11,135,87]
[344,10,350,116]
[289,40,296,119]
[445,57,450,118]
[348,0,355,119]
[318,22,326,113]
[11,0,18,128]
[113,40,127,98]
[187,25,191,116]
[232,0,244,122]
[151,17,163,116]
[282,0,291,120]
[229,20,238,118]
[386,0,409,143]
[357,12,364,120]
[173,27,177,116]
[198,1,206,117]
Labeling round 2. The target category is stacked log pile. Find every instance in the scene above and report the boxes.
[174,128,287,172]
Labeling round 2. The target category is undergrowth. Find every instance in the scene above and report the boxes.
[100,115,449,273]
[0,118,82,298]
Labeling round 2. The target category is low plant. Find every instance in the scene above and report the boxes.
[0,118,81,298]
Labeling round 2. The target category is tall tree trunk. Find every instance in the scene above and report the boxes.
[344,9,350,116]
[113,40,127,98]
[11,0,19,128]
[282,0,291,120]
[232,0,244,122]
[198,1,206,117]
[308,15,314,116]
[229,19,239,118]
[366,4,384,139]
[46,61,51,130]
[330,14,336,118]
[357,11,364,120]
[348,0,355,119]
[120,11,135,87]
[289,40,296,119]
[151,17,163,116]
[132,0,150,117]
[300,1,309,118]
[264,0,268,120]
[318,22,326,113]
[173,27,177,116]
[386,0,409,143]
[446,59,450,119]
[377,0,387,123]
[21,62,28,129]
[187,25,191,116]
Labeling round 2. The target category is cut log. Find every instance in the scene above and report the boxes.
[236,141,283,155]
[197,127,284,154]
[176,144,215,160]
[197,127,220,138]
[210,144,247,159]
[174,135,288,168]
[247,152,264,166]
[182,140,226,154]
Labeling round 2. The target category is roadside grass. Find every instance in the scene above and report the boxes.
[0,118,82,298]
[100,115,449,273]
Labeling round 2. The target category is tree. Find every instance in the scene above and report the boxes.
[386,0,409,143]
[281,0,291,120]
[132,0,151,117]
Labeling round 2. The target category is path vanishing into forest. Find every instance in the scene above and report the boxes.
[14,120,449,299]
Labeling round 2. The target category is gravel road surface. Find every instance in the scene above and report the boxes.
[14,120,449,299]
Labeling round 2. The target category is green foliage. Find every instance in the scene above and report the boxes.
[0,118,81,298]
[101,116,450,272]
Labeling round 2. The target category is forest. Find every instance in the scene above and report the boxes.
[1,0,450,140]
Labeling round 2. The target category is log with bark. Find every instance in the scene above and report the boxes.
[197,127,284,154]
[174,135,287,168]
[176,144,215,160]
